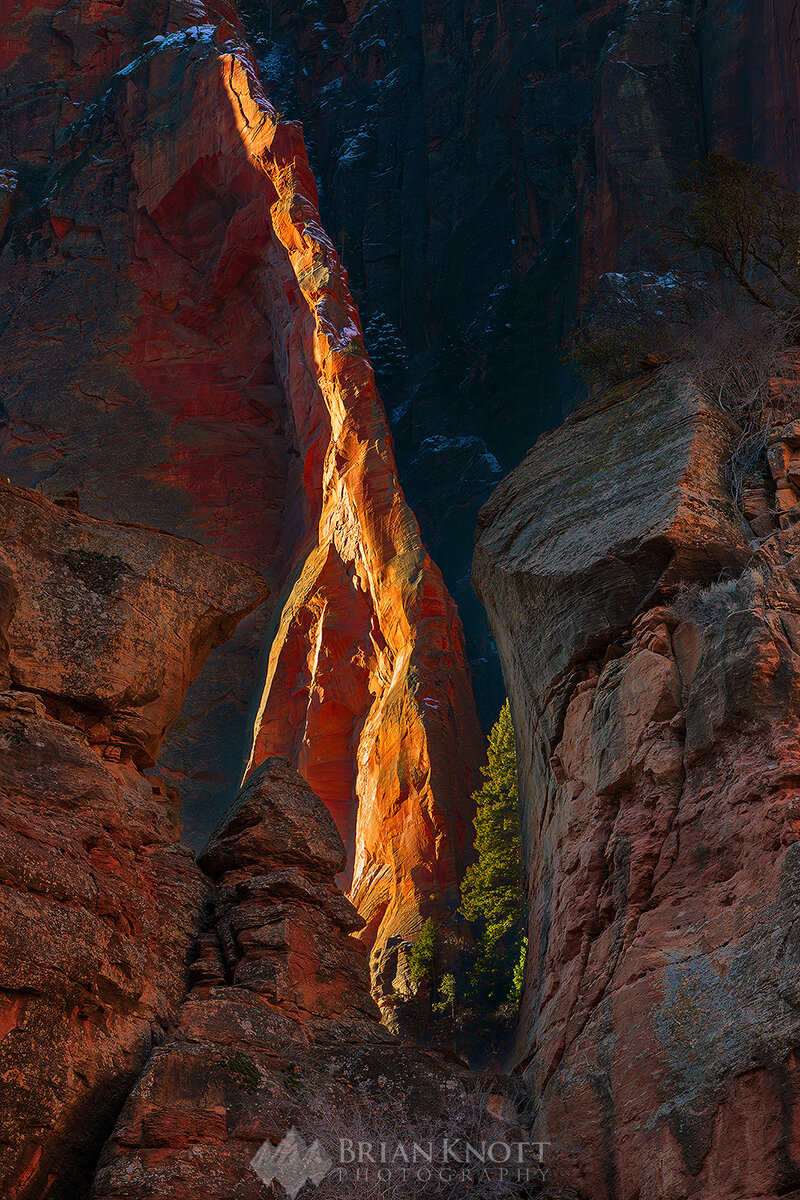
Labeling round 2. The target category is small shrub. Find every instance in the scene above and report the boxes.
[283,1064,306,1095]
[566,324,653,386]
[433,974,456,1022]
[2,719,29,746]
[508,938,527,1007]
[670,575,743,625]
[565,268,709,387]
[408,918,438,990]
[339,335,365,358]
[64,548,126,595]
[224,1051,260,1093]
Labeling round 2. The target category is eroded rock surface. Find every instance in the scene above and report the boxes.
[0,0,483,979]
[90,758,502,1200]
[0,483,266,1200]
[474,371,800,1198]
[0,484,268,764]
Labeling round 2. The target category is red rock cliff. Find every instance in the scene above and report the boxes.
[474,368,800,1198]
[237,0,800,730]
[0,481,267,1200]
[0,0,483,990]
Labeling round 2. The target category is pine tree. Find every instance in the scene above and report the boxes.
[408,917,438,989]
[434,973,457,1026]
[460,700,524,1008]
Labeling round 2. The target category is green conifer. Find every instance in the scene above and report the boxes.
[461,700,524,1008]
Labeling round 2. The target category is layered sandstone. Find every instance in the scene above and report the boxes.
[90,758,510,1200]
[0,0,482,980]
[474,369,800,1198]
[0,482,267,1200]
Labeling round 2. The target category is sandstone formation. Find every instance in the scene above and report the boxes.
[90,757,514,1200]
[0,482,267,1200]
[0,0,483,980]
[473,367,800,1198]
[240,0,800,723]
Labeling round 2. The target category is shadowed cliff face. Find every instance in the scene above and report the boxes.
[0,482,267,1200]
[473,365,800,1198]
[240,0,800,723]
[0,0,483,991]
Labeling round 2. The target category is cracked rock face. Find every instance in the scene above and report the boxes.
[0,0,483,986]
[474,370,800,1198]
[0,484,268,764]
[0,483,267,1200]
[195,756,379,1020]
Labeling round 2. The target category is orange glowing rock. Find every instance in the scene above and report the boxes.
[0,0,482,999]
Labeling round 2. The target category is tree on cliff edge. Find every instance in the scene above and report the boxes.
[677,153,800,312]
[569,153,800,387]
[460,700,524,1008]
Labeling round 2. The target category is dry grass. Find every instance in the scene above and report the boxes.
[292,1077,545,1199]
[670,575,741,625]
[663,309,797,513]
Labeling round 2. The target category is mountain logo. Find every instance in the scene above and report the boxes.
[251,1127,333,1198]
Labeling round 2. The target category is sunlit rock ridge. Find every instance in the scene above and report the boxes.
[0,0,482,993]
[0,483,493,1200]
[246,0,800,726]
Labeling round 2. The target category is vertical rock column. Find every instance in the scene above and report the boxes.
[89,758,484,1200]
[0,0,484,985]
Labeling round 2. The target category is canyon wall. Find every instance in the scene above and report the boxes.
[474,365,800,1198]
[245,0,800,721]
[0,481,266,1200]
[0,481,506,1200]
[0,0,483,985]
